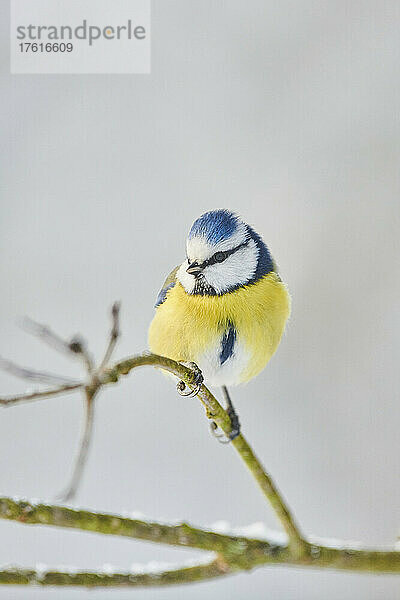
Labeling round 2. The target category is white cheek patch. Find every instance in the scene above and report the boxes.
[204,239,259,294]
[178,238,259,295]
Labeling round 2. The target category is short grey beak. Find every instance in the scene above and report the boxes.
[186,262,203,276]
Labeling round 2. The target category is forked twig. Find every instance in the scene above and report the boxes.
[22,317,94,373]
[99,301,121,372]
[0,304,122,501]
[68,336,94,374]
[58,303,121,500]
[1,306,400,589]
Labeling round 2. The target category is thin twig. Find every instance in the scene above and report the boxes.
[57,388,98,502]
[0,356,80,386]
[0,309,123,501]
[0,383,83,408]
[1,309,398,583]
[68,336,94,374]
[99,301,121,372]
[21,317,74,356]
[21,317,94,373]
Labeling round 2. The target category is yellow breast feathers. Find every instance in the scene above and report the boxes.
[148,271,290,385]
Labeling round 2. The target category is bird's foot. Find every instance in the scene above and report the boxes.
[209,406,241,444]
[226,404,240,441]
[209,420,230,444]
[176,362,203,398]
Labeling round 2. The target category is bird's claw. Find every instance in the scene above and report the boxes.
[209,420,231,444]
[176,362,203,398]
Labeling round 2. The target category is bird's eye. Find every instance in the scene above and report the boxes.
[212,251,227,263]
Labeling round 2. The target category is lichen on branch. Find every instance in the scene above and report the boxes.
[0,306,399,588]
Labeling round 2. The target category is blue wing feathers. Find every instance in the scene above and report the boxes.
[154,266,179,308]
[155,282,175,307]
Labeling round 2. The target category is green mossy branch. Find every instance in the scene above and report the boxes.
[0,558,229,588]
[1,350,399,588]
[103,353,306,556]
[0,496,399,589]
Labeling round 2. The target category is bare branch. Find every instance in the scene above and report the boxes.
[0,496,268,553]
[1,310,121,498]
[0,497,399,581]
[57,389,97,502]
[0,557,228,588]
[55,303,122,498]
[0,350,309,555]
[0,356,80,386]
[0,384,83,408]
[103,354,307,556]
[1,308,399,585]
[21,317,94,373]
[99,301,121,372]
[21,317,74,356]
[68,336,94,374]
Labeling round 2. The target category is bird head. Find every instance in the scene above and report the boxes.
[177,210,274,295]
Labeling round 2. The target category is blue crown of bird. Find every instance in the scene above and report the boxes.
[148,209,290,441]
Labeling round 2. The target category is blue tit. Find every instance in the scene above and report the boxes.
[148,209,290,440]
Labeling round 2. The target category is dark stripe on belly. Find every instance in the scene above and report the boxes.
[220,323,236,365]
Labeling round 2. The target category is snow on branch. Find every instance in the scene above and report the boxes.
[0,305,399,588]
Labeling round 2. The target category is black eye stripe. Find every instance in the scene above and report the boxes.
[203,241,249,267]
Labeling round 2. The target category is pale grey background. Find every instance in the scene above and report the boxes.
[0,1,399,598]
